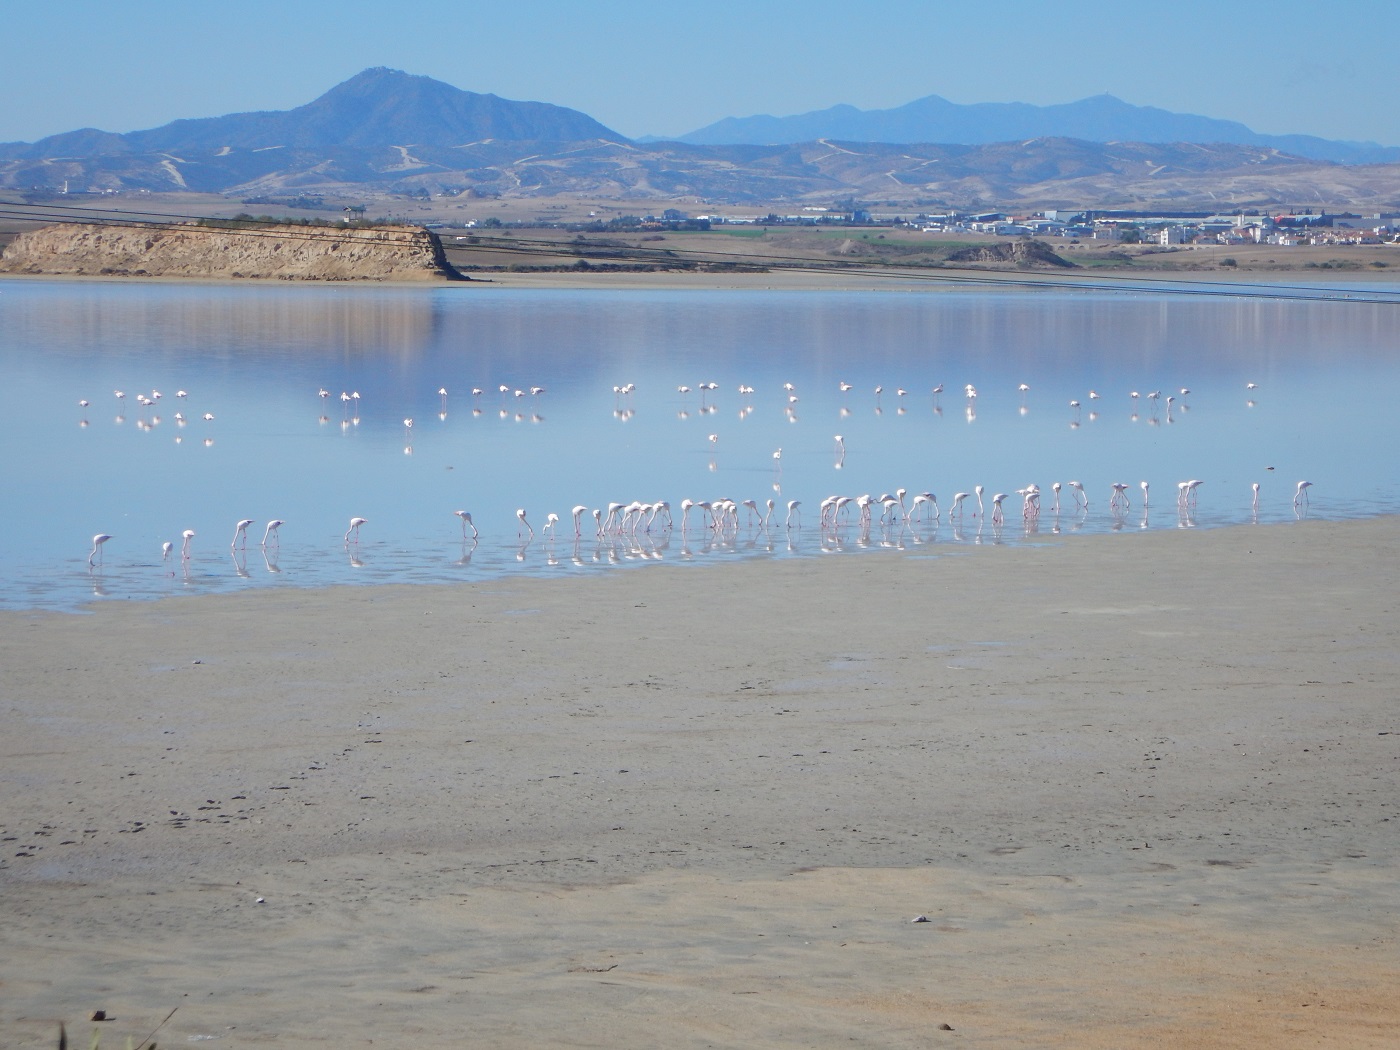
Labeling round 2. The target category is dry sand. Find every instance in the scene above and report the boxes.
[2,518,1397,1048]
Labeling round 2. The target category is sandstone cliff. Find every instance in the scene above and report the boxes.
[0,222,465,281]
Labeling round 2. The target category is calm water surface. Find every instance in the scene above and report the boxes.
[2,277,1398,611]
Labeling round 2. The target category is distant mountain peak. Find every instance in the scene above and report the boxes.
[675,93,1396,164]
[1,69,623,158]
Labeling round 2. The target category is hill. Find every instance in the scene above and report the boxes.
[3,72,1399,210]
[674,93,1400,165]
[0,68,622,160]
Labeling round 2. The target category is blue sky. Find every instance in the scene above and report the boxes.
[3,0,1397,145]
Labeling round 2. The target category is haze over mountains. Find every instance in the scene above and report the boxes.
[2,68,1397,210]
[671,93,1400,165]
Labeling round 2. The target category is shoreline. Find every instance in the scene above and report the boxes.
[6,264,1400,294]
[3,515,1397,1046]
[5,510,1361,617]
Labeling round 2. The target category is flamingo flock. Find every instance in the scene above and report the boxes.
[81,373,1312,577]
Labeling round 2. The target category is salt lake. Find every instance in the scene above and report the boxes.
[2,275,1398,611]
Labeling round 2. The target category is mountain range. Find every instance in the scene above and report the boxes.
[671,93,1400,165]
[3,69,1397,210]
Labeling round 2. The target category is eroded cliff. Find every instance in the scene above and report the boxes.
[0,222,465,281]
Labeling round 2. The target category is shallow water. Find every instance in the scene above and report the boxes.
[2,277,1398,611]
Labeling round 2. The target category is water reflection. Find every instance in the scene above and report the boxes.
[4,279,1400,610]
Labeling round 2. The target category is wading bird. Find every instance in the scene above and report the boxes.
[232,519,255,549]
[89,533,111,567]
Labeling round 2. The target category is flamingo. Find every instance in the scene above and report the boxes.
[1067,480,1087,509]
[454,510,478,539]
[785,500,801,529]
[991,493,1007,525]
[1111,483,1130,510]
[162,540,173,561]
[1051,481,1062,513]
[571,505,588,537]
[772,447,782,467]
[232,518,255,549]
[1294,480,1313,507]
[1140,481,1150,508]
[544,513,559,537]
[344,517,367,545]
[1020,485,1040,522]
[180,529,196,561]
[261,520,284,547]
[403,418,413,441]
[516,508,533,539]
[950,492,970,520]
[1251,483,1261,512]
[88,533,111,566]
[974,485,985,518]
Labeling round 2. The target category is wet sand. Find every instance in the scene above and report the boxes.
[2,518,1397,1048]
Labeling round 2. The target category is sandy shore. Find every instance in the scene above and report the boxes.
[3,518,1397,1048]
[8,261,1400,295]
